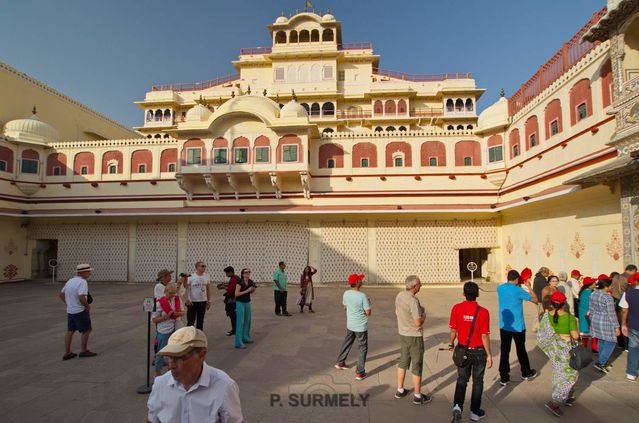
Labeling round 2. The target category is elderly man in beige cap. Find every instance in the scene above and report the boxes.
[59,263,97,360]
[147,326,243,423]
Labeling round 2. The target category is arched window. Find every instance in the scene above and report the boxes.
[455,141,481,166]
[373,100,383,115]
[466,124,473,130]
[322,102,335,116]
[163,109,171,121]
[397,100,407,114]
[289,30,298,43]
[374,126,383,132]
[465,99,474,111]
[455,99,464,112]
[398,126,407,132]
[322,128,334,134]
[298,64,309,83]
[393,154,404,167]
[384,100,396,114]
[301,103,310,112]
[456,125,464,130]
[146,110,153,121]
[154,134,161,139]
[147,134,152,139]
[310,103,320,116]
[164,134,170,138]
[311,29,320,42]
[569,79,592,125]
[544,99,562,139]
[353,142,377,167]
[463,157,472,166]
[299,30,310,42]
[509,128,521,159]
[447,125,454,130]
[386,126,396,132]
[154,110,162,121]
[446,99,454,112]
[275,31,287,44]
[322,28,334,42]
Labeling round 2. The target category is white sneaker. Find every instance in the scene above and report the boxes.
[627,374,638,381]
[451,405,462,423]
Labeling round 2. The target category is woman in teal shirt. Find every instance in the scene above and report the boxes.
[578,277,597,352]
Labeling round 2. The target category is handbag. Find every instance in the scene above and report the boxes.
[567,311,592,370]
[453,305,481,367]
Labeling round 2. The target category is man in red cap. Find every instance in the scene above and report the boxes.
[568,269,582,315]
[335,273,371,381]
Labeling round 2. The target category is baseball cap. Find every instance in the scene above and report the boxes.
[76,263,93,273]
[156,269,174,281]
[157,326,208,357]
[550,291,567,304]
[348,273,365,285]
[582,277,595,286]
[519,267,532,283]
[570,269,581,278]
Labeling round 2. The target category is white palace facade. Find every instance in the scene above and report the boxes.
[1,1,639,284]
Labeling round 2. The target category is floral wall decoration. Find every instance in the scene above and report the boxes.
[522,239,531,256]
[506,236,513,255]
[606,229,622,261]
[542,236,554,258]
[3,264,18,279]
[570,232,585,259]
[4,238,17,256]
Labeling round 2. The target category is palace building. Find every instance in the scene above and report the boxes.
[1,1,638,284]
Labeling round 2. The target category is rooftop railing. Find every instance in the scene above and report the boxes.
[151,73,240,92]
[338,42,373,50]
[508,7,607,116]
[373,68,471,82]
[239,46,272,55]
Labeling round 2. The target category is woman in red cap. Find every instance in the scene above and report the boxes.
[537,291,579,417]
[578,277,598,353]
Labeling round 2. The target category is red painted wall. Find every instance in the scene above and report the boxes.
[254,136,271,163]
[232,137,250,164]
[277,135,302,163]
[569,78,593,126]
[160,148,177,172]
[0,146,14,172]
[22,149,39,160]
[73,152,95,175]
[46,152,67,176]
[509,129,520,159]
[487,134,503,147]
[454,140,481,166]
[352,142,377,167]
[102,150,123,174]
[318,143,344,168]
[544,99,563,139]
[181,138,206,165]
[384,100,396,114]
[131,149,152,173]
[420,141,446,166]
[601,59,613,108]
[385,141,412,167]
[524,115,539,150]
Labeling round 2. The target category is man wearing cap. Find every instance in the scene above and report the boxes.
[147,326,243,423]
[497,269,539,386]
[335,273,371,381]
[59,263,97,360]
[620,272,639,381]
[568,269,582,315]
[394,275,432,405]
[273,261,291,316]
[154,269,174,302]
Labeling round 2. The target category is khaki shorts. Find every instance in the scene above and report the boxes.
[398,335,425,376]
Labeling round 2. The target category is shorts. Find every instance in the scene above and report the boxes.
[67,310,92,333]
[398,335,425,376]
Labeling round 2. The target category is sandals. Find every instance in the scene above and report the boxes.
[62,352,77,361]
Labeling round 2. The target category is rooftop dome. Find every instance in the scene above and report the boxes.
[280,100,308,119]
[3,108,60,143]
[477,96,509,133]
[322,13,336,22]
[275,15,288,24]
[185,103,212,122]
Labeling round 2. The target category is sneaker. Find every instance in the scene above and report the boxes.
[470,409,486,421]
[593,363,609,374]
[226,331,235,336]
[62,352,77,361]
[394,388,410,399]
[563,397,576,407]
[451,405,462,423]
[334,362,347,370]
[544,401,563,417]
[412,393,432,405]
[522,369,538,381]
[604,362,614,368]
[79,351,98,358]
[355,373,366,381]
[627,374,638,381]
[499,379,509,387]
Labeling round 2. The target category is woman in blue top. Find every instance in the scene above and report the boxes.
[578,277,597,352]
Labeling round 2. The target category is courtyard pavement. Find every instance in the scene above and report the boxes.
[0,280,637,422]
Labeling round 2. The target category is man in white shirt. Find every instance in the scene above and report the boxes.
[147,326,243,423]
[154,269,174,301]
[185,261,211,330]
[59,263,97,360]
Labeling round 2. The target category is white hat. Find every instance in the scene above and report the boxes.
[76,263,94,273]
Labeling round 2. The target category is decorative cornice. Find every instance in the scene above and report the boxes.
[583,0,639,42]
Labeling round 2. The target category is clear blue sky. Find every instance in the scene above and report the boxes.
[1,0,605,128]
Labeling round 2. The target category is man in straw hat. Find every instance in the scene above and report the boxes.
[146,326,243,423]
[59,263,97,360]
[154,269,174,301]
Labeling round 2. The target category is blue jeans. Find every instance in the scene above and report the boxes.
[597,339,616,366]
[235,301,252,348]
[155,332,171,373]
[627,328,639,377]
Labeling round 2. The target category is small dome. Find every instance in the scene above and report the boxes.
[185,103,212,122]
[3,111,60,142]
[322,13,336,22]
[280,100,308,119]
[275,15,288,24]
[477,96,508,132]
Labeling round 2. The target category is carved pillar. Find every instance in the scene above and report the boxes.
[621,173,639,266]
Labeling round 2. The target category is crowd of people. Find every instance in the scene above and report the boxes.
[56,260,639,422]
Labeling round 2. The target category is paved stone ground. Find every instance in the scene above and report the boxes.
[0,280,638,422]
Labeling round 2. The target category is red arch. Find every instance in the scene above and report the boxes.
[102,151,123,174]
[0,146,14,172]
[397,100,407,114]
[318,143,344,168]
[373,100,383,115]
[22,149,39,160]
[487,134,502,147]
[385,141,411,167]
[74,152,94,175]
[524,115,539,150]
[232,137,250,164]
[544,99,562,139]
[569,78,592,125]
[352,142,377,168]
[384,100,396,115]
[160,148,177,172]
[601,59,613,108]
[277,135,302,163]
[454,140,481,166]
[46,152,67,176]
[181,138,206,165]
[131,149,152,173]
[420,141,446,166]
[509,129,521,159]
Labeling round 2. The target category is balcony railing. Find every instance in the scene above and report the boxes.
[305,108,444,120]
[508,7,607,116]
[338,42,373,50]
[373,68,471,82]
[239,46,272,55]
[151,73,240,92]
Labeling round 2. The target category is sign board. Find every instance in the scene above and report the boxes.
[466,262,477,272]
[143,297,155,312]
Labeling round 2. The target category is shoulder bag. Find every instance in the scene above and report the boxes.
[453,305,481,367]
[567,311,592,370]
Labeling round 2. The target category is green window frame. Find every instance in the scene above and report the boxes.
[577,103,587,121]
[21,159,38,174]
[255,147,269,163]
[429,157,437,166]
[282,145,298,162]
[186,148,202,165]
[550,120,559,136]
[463,156,472,166]
[213,148,227,164]
[360,158,369,168]
[488,146,503,163]
[234,148,248,164]
[168,163,176,172]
